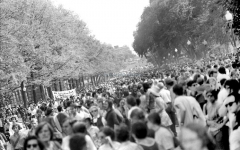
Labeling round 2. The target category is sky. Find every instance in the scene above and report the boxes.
[52,0,149,50]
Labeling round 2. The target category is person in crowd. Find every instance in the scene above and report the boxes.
[61,119,77,150]
[103,100,120,129]
[147,112,174,150]
[98,126,120,150]
[218,79,239,117]
[28,119,38,137]
[179,123,216,150]
[84,117,100,147]
[225,93,240,130]
[53,105,68,135]
[217,66,230,87]
[165,78,178,136]
[217,78,228,104]
[139,83,150,113]
[116,124,143,150]
[35,122,61,150]
[67,103,89,121]
[173,84,206,126]
[89,106,105,128]
[229,109,240,150]
[72,122,97,150]
[9,124,26,150]
[23,136,44,150]
[69,133,87,150]
[203,89,226,150]
[131,121,159,150]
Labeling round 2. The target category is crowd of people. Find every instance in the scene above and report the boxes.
[0,53,240,150]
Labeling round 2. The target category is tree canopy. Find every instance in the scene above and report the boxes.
[133,0,232,65]
[0,0,135,94]
[218,0,240,38]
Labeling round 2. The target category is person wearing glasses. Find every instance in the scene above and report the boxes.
[23,136,44,150]
[89,106,104,129]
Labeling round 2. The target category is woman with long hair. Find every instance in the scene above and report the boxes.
[35,122,61,150]
[23,136,44,150]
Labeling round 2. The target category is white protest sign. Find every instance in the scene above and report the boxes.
[52,89,76,99]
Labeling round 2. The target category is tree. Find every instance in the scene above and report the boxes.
[133,0,231,63]
[0,0,133,103]
[218,0,240,38]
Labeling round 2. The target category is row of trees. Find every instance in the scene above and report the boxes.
[133,0,238,66]
[0,0,136,99]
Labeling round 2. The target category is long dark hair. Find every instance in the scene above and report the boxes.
[23,136,44,150]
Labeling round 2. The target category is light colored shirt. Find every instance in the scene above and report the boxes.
[9,132,26,150]
[159,89,171,103]
[230,127,240,150]
[118,141,143,150]
[174,96,206,126]
[155,127,174,150]
[61,136,70,150]
[217,88,228,104]
[99,141,120,150]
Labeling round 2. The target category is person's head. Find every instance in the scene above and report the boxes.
[69,133,87,150]
[62,119,75,136]
[165,78,175,88]
[130,107,145,123]
[72,122,88,134]
[84,118,92,128]
[193,74,201,82]
[180,123,215,150]
[103,99,113,111]
[68,104,78,115]
[30,104,34,109]
[36,109,42,116]
[24,136,44,150]
[57,105,62,113]
[35,122,54,142]
[173,84,184,96]
[98,126,115,144]
[205,90,217,103]
[142,83,150,93]
[196,77,204,86]
[147,112,161,131]
[12,124,21,133]
[220,78,226,87]
[224,79,239,94]
[126,95,137,108]
[31,119,38,129]
[208,69,218,78]
[131,121,148,140]
[11,116,17,123]
[230,70,239,79]
[89,106,99,118]
[218,66,226,74]
[45,107,53,117]
[116,124,130,142]
[187,80,198,92]
[119,99,125,107]
[225,92,240,113]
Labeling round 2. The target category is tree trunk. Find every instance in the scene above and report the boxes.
[32,85,37,104]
